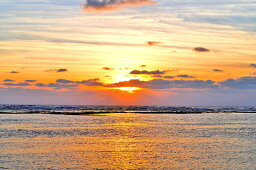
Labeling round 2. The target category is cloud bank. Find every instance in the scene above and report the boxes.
[220,76,256,89]
[107,79,217,89]
[3,76,255,90]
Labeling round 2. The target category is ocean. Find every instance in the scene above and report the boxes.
[0,105,256,169]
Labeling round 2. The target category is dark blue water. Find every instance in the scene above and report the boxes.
[0,104,255,113]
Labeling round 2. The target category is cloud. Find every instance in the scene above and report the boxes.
[83,0,156,12]
[9,71,19,74]
[3,82,30,87]
[3,79,15,82]
[250,64,256,68]
[164,76,175,79]
[46,68,68,73]
[35,83,46,87]
[79,78,104,86]
[0,87,124,105]
[193,47,210,52]
[56,68,68,72]
[51,77,220,90]
[220,76,256,89]
[152,75,162,78]
[47,83,77,88]
[147,41,160,46]
[25,80,37,82]
[140,65,147,67]
[213,69,223,72]
[102,67,114,70]
[177,74,195,78]
[35,82,77,88]
[130,70,166,75]
[34,78,104,88]
[56,79,75,84]
[107,79,217,89]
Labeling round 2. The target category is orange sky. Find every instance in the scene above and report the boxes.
[0,0,256,105]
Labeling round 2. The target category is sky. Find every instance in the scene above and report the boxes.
[0,0,256,106]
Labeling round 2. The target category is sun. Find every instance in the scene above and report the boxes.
[119,87,141,93]
[116,76,137,82]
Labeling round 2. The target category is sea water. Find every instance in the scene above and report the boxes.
[1,113,256,169]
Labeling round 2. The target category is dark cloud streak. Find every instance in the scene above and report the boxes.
[9,71,19,74]
[213,69,223,72]
[193,47,210,52]
[177,74,195,78]
[56,79,75,84]
[102,67,114,71]
[3,79,15,82]
[25,80,37,82]
[130,70,166,75]
[147,41,160,46]
[250,64,256,68]
[83,0,156,12]
[45,68,68,73]
[3,83,30,87]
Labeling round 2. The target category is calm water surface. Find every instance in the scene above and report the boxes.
[1,113,256,169]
